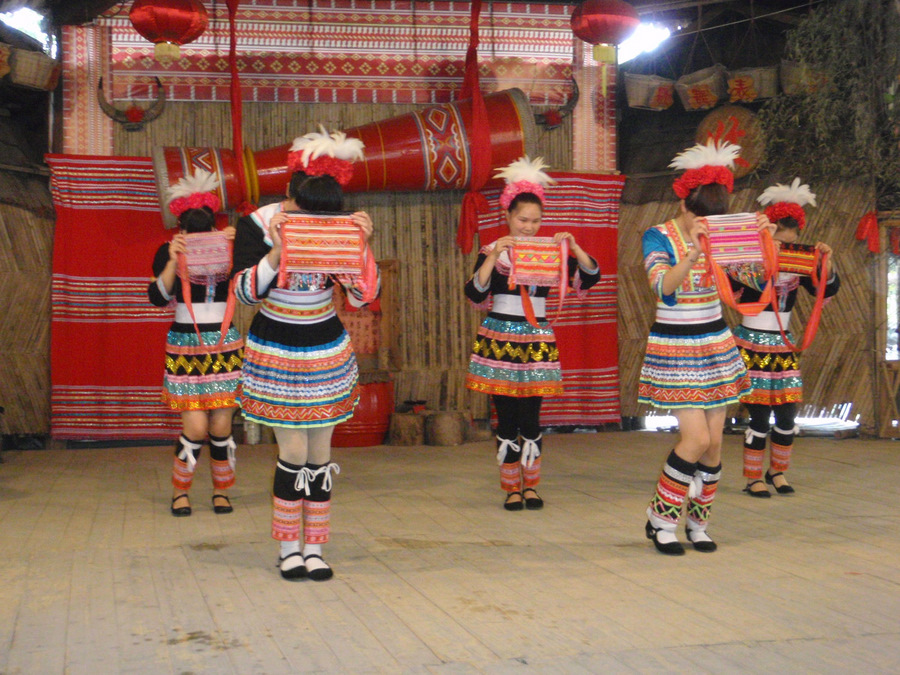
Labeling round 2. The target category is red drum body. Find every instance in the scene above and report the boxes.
[153,88,535,227]
[331,381,395,448]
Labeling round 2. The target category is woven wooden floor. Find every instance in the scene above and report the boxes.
[1,431,898,674]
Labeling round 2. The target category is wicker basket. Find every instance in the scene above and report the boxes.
[8,48,60,91]
[624,73,675,111]
[675,64,726,111]
[780,60,827,96]
[726,66,778,102]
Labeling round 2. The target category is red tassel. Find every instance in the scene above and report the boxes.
[856,210,880,253]
[455,0,492,254]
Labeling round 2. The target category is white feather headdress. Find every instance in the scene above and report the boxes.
[757,177,817,208]
[289,125,365,166]
[495,156,556,209]
[166,168,220,201]
[669,139,741,171]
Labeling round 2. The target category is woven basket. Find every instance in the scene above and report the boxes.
[8,48,60,91]
[726,66,778,102]
[780,60,827,96]
[675,64,726,111]
[624,73,675,111]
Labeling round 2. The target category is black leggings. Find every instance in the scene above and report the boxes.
[492,395,542,440]
[746,402,798,434]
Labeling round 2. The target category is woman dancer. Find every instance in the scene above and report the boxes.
[232,128,378,580]
[736,179,839,497]
[465,157,600,511]
[148,169,242,517]
[640,140,774,555]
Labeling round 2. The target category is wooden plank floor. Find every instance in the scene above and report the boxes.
[1,431,899,674]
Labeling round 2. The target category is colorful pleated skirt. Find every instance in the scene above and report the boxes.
[465,316,564,398]
[639,319,750,409]
[240,313,360,428]
[162,322,243,411]
[733,325,803,406]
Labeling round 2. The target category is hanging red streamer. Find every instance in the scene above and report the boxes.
[855,210,879,253]
[456,0,492,253]
[771,250,830,352]
[225,0,254,215]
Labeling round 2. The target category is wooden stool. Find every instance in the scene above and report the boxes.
[388,412,425,446]
[424,411,468,446]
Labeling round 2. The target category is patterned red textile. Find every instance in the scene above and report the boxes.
[476,172,625,426]
[46,155,180,439]
[101,1,574,105]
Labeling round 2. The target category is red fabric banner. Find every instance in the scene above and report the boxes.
[47,154,180,440]
[476,172,625,427]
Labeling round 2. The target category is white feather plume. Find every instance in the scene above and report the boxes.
[493,156,556,186]
[289,125,365,166]
[757,177,817,208]
[166,168,220,201]
[669,139,741,171]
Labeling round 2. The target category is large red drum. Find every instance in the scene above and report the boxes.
[152,88,535,227]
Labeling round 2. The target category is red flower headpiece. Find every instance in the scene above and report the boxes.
[764,203,807,229]
[669,139,740,200]
[287,126,365,188]
[757,178,816,230]
[166,169,221,217]
[672,166,735,200]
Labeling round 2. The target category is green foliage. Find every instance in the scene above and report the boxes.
[758,0,900,206]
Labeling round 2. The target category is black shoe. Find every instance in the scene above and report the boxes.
[645,520,685,556]
[765,471,795,494]
[523,488,544,510]
[212,494,233,514]
[303,554,333,581]
[278,552,307,580]
[742,480,771,498]
[686,528,718,553]
[171,494,191,517]
[504,491,524,511]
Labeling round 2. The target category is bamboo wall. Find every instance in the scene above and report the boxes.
[115,101,573,421]
[0,203,53,434]
[618,182,878,433]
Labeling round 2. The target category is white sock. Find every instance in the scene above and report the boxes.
[303,543,322,559]
[280,540,301,561]
[647,509,680,544]
[687,527,713,543]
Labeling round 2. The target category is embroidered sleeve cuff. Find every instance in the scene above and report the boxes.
[156,277,172,301]
[579,260,600,276]
[472,274,490,293]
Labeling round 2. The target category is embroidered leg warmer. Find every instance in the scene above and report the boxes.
[496,436,522,493]
[686,463,722,533]
[272,459,305,542]
[208,433,236,490]
[647,450,698,532]
[743,428,768,480]
[172,435,203,492]
[302,462,340,545]
[521,435,542,488]
[770,425,797,473]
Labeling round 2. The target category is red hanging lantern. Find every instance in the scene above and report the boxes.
[129,0,209,64]
[571,0,640,63]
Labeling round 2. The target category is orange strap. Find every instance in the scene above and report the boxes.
[176,238,236,347]
[772,250,830,352]
[699,224,778,316]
